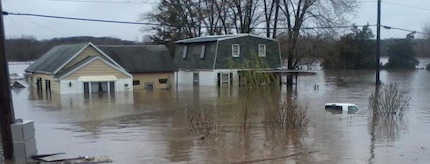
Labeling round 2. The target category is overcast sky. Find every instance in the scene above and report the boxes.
[2,0,430,41]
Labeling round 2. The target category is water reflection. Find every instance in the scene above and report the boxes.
[7,65,430,163]
[369,116,408,142]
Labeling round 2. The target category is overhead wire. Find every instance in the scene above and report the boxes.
[3,11,430,36]
[2,11,376,30]
[38,0,157,4]
[17,16,64,36]
[381,0,430,11]
[7,17,24,36]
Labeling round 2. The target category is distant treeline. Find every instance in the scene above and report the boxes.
[381,38,430,57]
[5,36,139,61]
[4,35,430,62]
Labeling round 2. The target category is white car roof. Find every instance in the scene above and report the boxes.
[325,103,357,106]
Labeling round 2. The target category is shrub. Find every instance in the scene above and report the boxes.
[368,83,410,117]
[263,100,309,131]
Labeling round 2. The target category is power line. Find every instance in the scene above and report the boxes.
[7,17,23,36]
[382,25,430,36]
[38,0,157,4]
[17,17,63,35]
[3,11,429,36]
[2,11,376,30]
[381,0,430,11]
[3,11,161,26]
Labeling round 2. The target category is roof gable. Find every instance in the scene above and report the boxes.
[25,43,88,74]
[25,42,126,75]
[175,34,277,44]
[57,56,132,79]
[98,45,177,73]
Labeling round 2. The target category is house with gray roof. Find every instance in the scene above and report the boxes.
[98,45,177,91]
[25,42,133,94]
[174,34,282,86]
[26,42,177,94]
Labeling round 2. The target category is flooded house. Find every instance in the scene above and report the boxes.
[25,42,133,94]
[25,42,177,94]
[174,34,282,86]
[98,45,177,91]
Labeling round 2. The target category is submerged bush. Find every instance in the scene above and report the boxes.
[186,114,220,135]
[263,100,309,131]
[427,63,430,71]
[368,83,410,117]
[369,115,408,142]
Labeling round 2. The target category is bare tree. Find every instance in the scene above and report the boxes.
[277,0,359,86]
[262,0,281,38]
[227,0,263,34]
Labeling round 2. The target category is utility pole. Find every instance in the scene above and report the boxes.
[0,1,16,160]
[376,0,381,85]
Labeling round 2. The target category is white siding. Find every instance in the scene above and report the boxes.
[59,78,132,94]
[176,71,194,85]
[60,80,83,94]
[116,78,133,92]
[176,70,239,87]
[232,70,239,86]
[198,71,217,86]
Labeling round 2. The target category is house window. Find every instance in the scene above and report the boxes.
[145,83,154,92]
[232,44,240,57]
[182,46,188,59]
[200,45,206,59]
[133,80,140,86]
[159,78,168,84]
[258,44,266,57]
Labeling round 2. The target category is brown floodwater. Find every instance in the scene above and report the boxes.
[5,62,430,163]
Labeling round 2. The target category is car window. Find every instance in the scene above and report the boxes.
[325,105,342,110]
[348,106,359,114]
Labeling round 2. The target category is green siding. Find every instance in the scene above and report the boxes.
[174,42,217,70]
[173,35,281,70]
[215,36,281,69]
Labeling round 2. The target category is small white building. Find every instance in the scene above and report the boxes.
[173,34,282,87]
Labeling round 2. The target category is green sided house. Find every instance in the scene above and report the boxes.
[174,34,282,86]
[25,42,133,94]
[98,45,177,91]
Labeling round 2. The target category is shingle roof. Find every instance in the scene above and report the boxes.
[54,56,97,78]
[25,43,88,74]
[98,45,177,73]
[175,34,277,44]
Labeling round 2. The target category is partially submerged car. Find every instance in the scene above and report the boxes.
[324,103,359,114]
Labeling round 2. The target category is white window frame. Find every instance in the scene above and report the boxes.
[232,44,240,57]
[182,45,188,59]
[258,44,266,57]
[200,45,206,59]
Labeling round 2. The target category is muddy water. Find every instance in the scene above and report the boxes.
[6,62,430,163]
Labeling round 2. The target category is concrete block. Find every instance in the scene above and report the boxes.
[13,138,38,163]
[11,120,37,163]
[11,120,35,142]
[25,137,38,157]
[13,142,26,163]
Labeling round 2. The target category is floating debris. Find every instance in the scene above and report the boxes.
[9,73,25,80]
[31,153,113,164]
[11,81,26,89]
